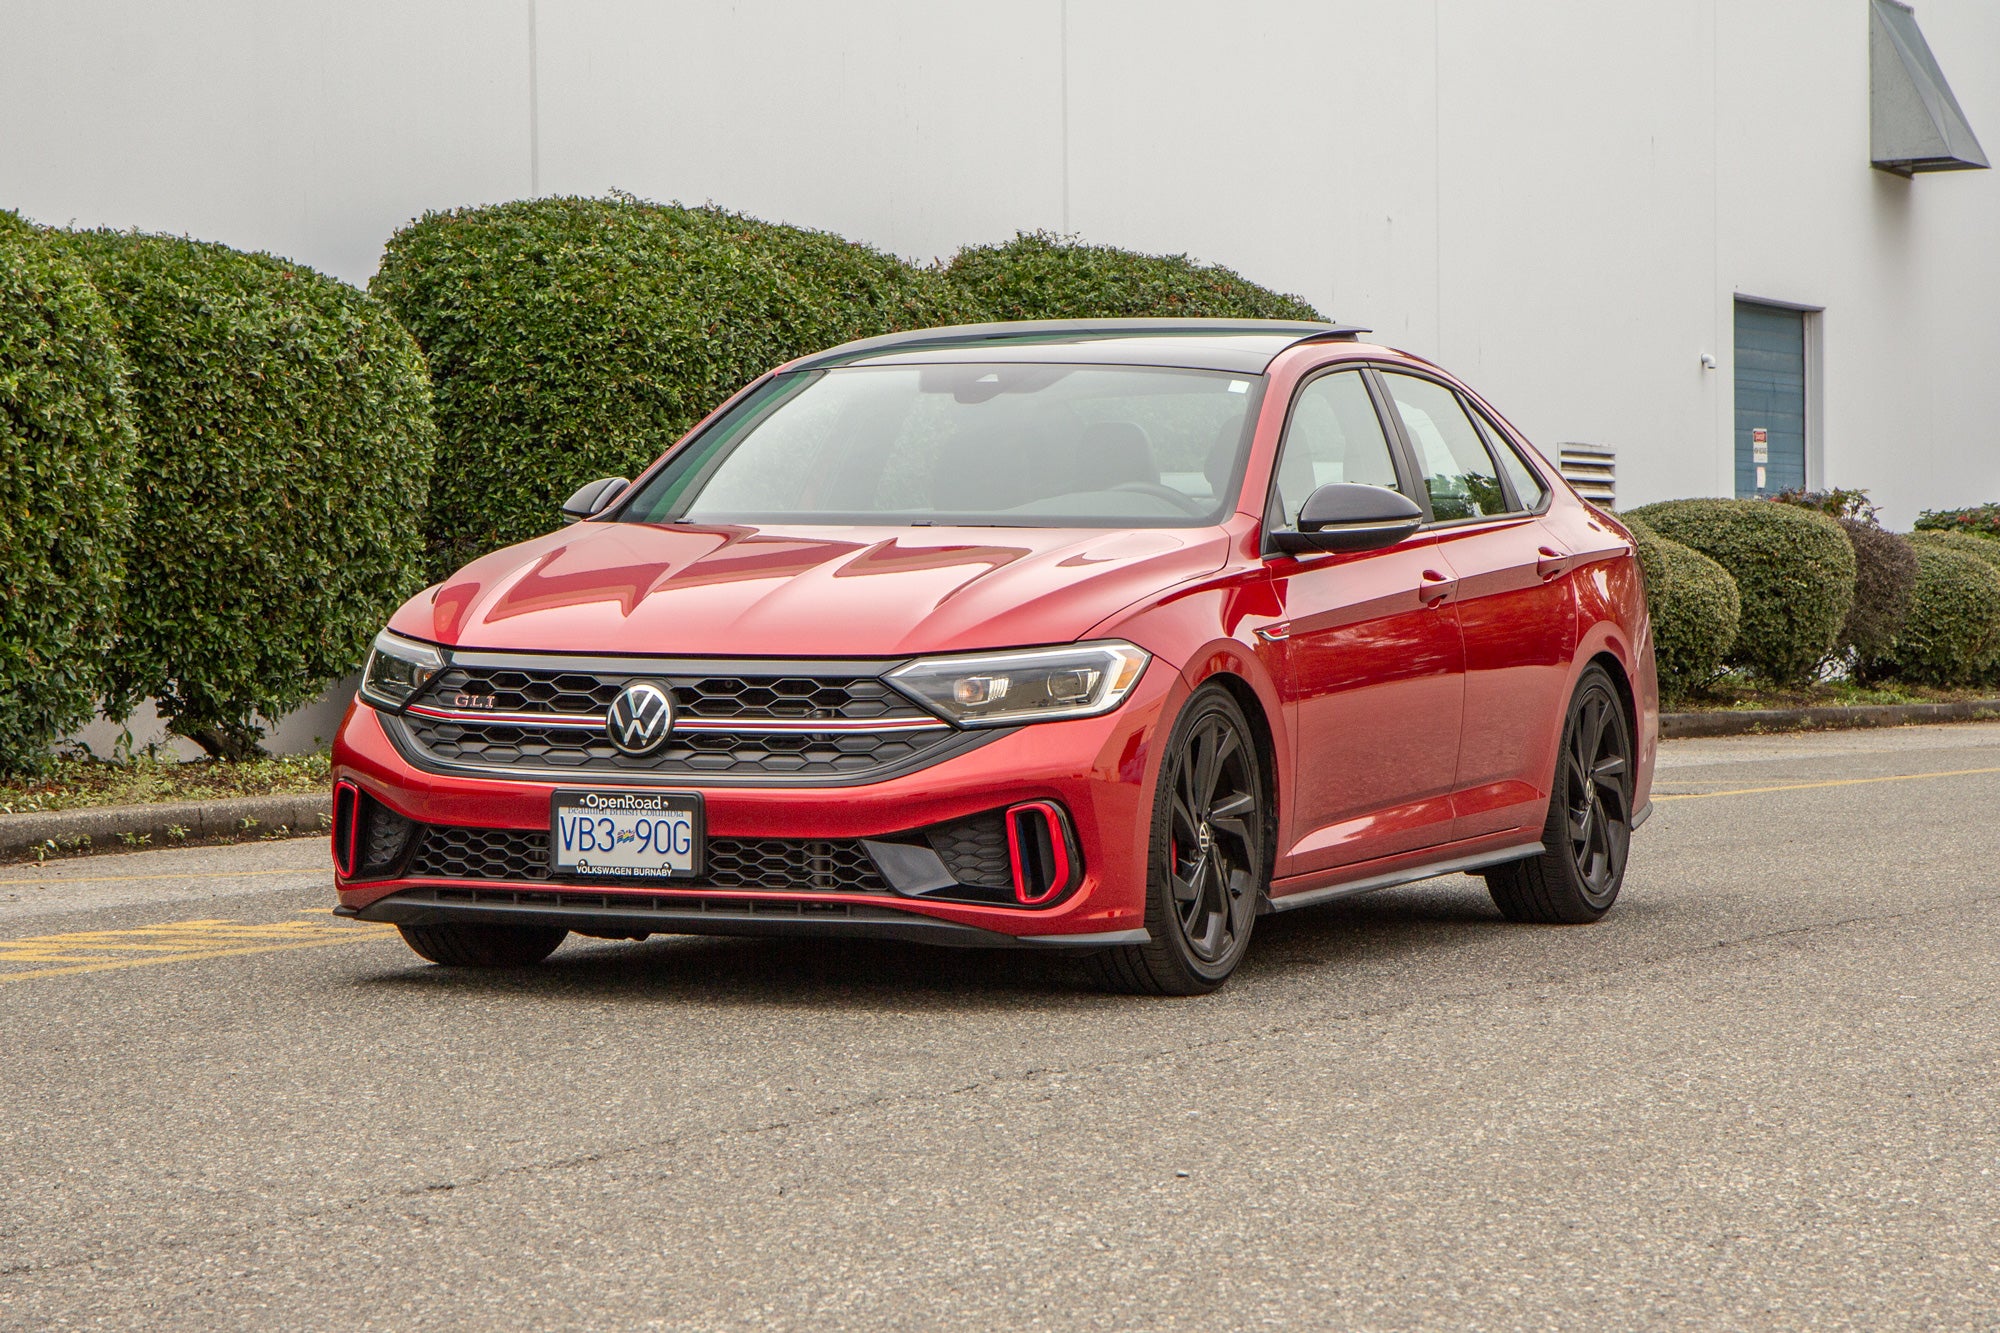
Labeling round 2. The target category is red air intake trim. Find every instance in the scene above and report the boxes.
[332,780,361,879]
[1005,801,1077,907]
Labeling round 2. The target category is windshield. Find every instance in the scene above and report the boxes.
[616,363,1265,527]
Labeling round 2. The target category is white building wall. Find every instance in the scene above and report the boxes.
[3,0,1996,533]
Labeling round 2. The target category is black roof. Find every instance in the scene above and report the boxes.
[793,318,1372,375]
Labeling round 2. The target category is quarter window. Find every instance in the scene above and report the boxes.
[1382,373,1508,522]
[1269,371,1405,528]
[1477,413,1548,510]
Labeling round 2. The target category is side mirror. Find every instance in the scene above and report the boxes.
[1269,483,1424,555]
[560,476,630,522]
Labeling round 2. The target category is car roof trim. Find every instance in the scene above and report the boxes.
[793,318,1373,374]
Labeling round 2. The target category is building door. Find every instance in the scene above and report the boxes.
[1734,301,1808,497]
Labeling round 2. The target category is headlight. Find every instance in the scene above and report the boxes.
[887,642,1150,727]
[358,630,447,711]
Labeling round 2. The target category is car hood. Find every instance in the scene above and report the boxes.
[390,521,1229,658]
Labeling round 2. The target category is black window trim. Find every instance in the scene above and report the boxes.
[1259,362,1426,557]
[1464,399,1556,518]
[1368,366,1544,530]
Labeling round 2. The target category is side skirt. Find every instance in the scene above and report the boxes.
[1263,841,1545,914]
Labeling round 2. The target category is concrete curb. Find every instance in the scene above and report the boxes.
[0,793,331,860]
[1661,698,2000,739]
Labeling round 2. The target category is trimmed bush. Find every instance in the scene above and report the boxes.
[1624,516,1740,703]
[53,231,435,759]
[1832,518,1918,664]
[0,215,137,774]
[1909,527,2000,574]
[944,231,1323,323]
[1914,503,2000,540]
[373,196,983,573]
[1860,545,2000,686]
[1627,498,1855,686]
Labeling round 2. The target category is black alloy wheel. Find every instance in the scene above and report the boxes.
[1091,684,1270,995]
[1484,665,1634,924]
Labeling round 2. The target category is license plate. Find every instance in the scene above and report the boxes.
[550,790,702,881]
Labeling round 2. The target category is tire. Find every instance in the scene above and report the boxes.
[1089,684,1272,995]
[397,922,569,967]
[1483,665,1633,924]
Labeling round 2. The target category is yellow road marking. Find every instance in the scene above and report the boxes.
[0,867,326,887]
[0,915,395,983]
[1654,764,2000,802]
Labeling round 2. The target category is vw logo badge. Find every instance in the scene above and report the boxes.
[606,681,675,756]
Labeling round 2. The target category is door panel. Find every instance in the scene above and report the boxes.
[1432,520,1574,837]
[1264,369,1465,875]
[1376,369,1574,842]
[1271,536,1465,873]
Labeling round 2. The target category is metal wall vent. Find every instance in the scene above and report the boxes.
[1871,0,1988,174]
[1557,443,1616,507]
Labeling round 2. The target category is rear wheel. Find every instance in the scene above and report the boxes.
[397,922,569,967]
[1089,684,1270,995]
[1483,665,1633,923]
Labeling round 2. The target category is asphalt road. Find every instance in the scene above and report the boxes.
[3,724,1998,1331]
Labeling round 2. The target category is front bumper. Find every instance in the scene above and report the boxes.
[331,664,1181,946]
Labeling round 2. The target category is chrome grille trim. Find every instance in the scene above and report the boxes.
[400,703,949,735]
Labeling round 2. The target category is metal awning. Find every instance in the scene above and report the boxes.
[1871,0,1988,174]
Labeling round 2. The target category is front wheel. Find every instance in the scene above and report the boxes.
[1483,665,1633,923]
[1089,684,1271,995]
[397,922,569,967]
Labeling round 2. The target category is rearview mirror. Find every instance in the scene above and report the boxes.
[560,476,630,522]
[1269,483,1424,555]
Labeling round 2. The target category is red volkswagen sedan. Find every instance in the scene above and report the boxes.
[332,320,1656,993]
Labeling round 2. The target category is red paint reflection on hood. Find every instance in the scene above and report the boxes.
[392,521,1228,658]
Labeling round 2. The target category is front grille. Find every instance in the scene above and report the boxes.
[392,656,975,784]
[401,714,945,779]
[404,823,889,894]
[425,665,926,723]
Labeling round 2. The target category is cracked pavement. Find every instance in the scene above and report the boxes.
[2,723,1997,1329]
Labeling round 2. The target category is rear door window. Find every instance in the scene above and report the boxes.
[1380,373,1508,522]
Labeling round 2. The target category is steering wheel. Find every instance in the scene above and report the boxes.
[1110,481,1210,516]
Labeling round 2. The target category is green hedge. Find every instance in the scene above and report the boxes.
[1624,516,1740,703]
[1909,527,2000,574]
[373,196,983,574]
[1626,498,1855,686]
[53,231,435,759]
[1861,545,2000,686]
[0,216,136,774]
[944,231,1323,322]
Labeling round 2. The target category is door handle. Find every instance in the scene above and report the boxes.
[1418,569,1456,605]
[1536,546,1572,580]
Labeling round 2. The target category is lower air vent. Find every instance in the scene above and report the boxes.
[403,823,888,894]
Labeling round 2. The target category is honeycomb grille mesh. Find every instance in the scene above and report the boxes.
[358,802,415,875]
[421,666,926,722]
[926,813,1011,888]
[405,824,889,894]
[402,661,953,780]
[402,715,942,779]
